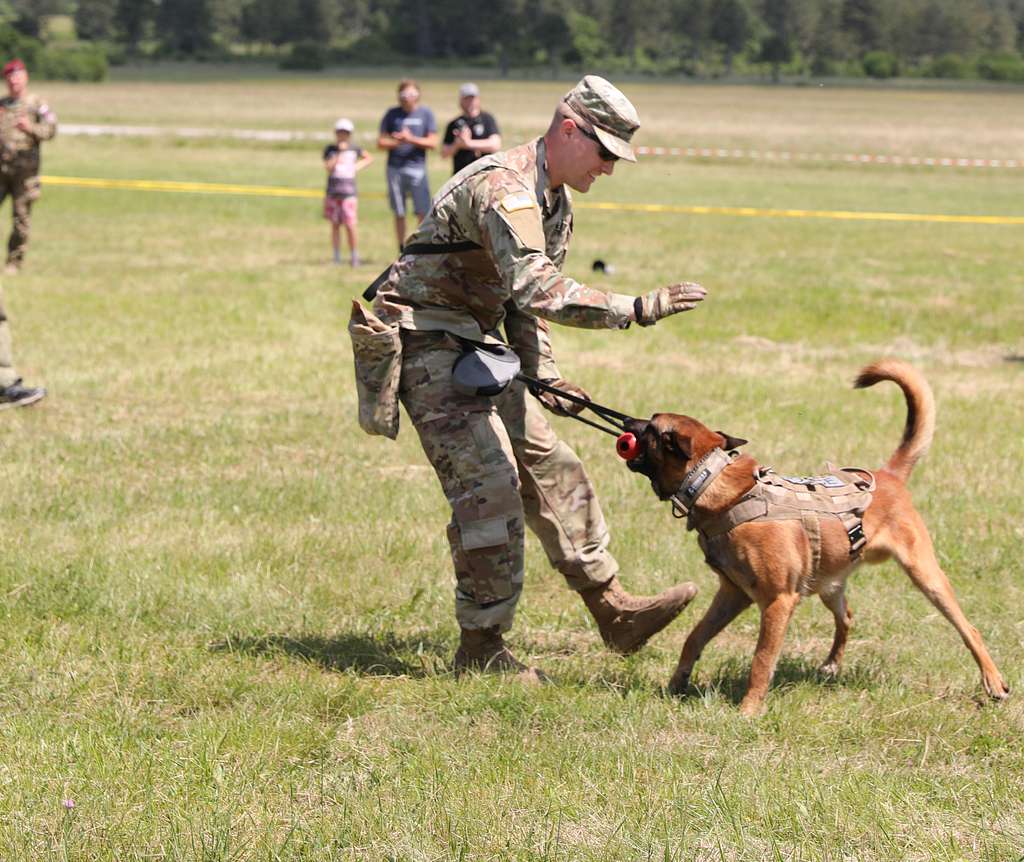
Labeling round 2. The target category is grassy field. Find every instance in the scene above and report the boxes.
[1,74,1022,860]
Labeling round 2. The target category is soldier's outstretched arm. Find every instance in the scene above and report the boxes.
[480,190,630,329]
[480,186,704,329]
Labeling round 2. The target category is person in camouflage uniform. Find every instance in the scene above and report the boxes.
[0,58,57,275]
[373,76,707,678]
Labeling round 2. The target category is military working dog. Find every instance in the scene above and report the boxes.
[625,359,1010,715]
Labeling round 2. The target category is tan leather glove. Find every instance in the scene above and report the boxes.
[536,378,590,416]
[634,282,706,326]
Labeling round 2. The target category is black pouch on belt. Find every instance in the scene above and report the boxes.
[451,340,521,397]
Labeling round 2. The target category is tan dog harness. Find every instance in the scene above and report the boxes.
[670,448,875,593]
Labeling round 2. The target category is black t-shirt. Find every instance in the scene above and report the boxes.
[443,111,500,175]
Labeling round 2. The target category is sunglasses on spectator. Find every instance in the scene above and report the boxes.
[572,121,619,163]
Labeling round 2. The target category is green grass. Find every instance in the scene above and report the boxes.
[1,78,1022,860]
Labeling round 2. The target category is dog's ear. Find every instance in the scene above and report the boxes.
[661,430,691,460]
[716,431,748,451]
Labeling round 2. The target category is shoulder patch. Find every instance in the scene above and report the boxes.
[500,192,535,213]
[494,198,546,253]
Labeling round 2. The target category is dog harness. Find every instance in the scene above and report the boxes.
[670,448,875,594]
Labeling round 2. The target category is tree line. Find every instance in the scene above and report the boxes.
[8,0,1024,81]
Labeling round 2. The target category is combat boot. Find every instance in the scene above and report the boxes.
[453,626,546,683]
[580,576,698,655]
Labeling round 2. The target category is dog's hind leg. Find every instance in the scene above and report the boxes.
[739,591,801,716]
[893,512,1010,700]
[817,582,852,677]
[668,576,751,697]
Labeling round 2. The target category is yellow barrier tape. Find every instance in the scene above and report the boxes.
[41,174,321,199]
[40,174,1024,226]
[575,200,1024,225]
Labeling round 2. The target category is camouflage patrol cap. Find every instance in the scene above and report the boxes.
[562,75,640,163]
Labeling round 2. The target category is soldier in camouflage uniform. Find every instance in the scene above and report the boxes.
[0,59,57,275]
[373,76,707,678]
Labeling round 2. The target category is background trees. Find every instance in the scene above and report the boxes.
[9,0,1024,80]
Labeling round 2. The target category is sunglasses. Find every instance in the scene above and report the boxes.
[572,121,619,163]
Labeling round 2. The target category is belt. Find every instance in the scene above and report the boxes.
[362,240,484,301]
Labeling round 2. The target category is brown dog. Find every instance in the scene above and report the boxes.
[625,359,1010,715]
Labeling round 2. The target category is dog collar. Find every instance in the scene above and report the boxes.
[670,447,737,519]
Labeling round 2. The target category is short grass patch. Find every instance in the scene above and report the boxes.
[0,77,1022,860]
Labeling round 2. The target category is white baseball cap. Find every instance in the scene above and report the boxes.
[334,118,354,132]
[458,83,479,98]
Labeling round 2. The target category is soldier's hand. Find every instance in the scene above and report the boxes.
[15,116,31,133]
[536,378,590,416]
[634,282,706,326]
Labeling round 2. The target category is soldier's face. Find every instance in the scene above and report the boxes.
[5,69,26,97]
[563,122,616,193]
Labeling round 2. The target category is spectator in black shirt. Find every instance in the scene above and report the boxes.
[441,83,501,176]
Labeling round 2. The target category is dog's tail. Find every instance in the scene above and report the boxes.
[854,359,935,483]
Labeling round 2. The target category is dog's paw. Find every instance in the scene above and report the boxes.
[738,696,765,717]
[666,671,691,698]
[984,674,1010,701]
[818,661,841,679]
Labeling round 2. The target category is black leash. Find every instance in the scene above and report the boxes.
[515,373,632,437]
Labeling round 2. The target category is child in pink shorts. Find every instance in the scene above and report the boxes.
[323,118,373,266]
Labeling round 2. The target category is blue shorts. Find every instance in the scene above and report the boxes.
[386,165,431,217]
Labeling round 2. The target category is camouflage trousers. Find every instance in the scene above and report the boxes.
[0,280,16,387]
[0,167,41,267]
[399,330,619,632]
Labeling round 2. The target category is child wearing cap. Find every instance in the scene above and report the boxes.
[323,118,372,266]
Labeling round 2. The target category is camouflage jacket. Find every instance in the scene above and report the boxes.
[374,138,634,378]
[0,92,57,171]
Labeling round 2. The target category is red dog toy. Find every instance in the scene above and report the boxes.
[616,432,640,460]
